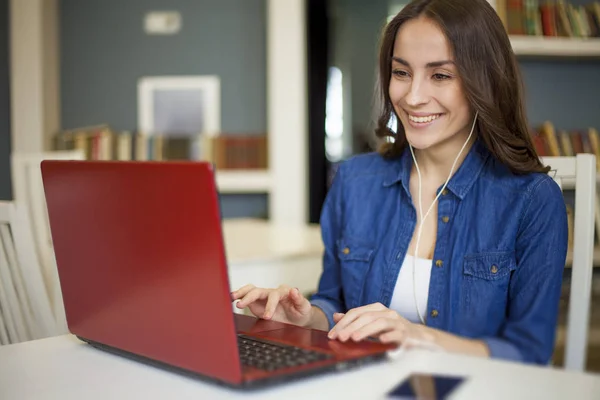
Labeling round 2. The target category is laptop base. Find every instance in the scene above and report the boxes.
[77,335,390,390]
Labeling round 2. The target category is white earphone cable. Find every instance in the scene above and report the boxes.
[408,111,479,324]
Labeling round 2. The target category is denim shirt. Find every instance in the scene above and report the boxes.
[310,139,568,365]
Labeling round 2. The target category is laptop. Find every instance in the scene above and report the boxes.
[40,160,395,389]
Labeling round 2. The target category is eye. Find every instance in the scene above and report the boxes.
[432,73,451,81]
[392,69,410,78]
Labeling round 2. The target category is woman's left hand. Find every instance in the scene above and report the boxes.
[328,302,433,346]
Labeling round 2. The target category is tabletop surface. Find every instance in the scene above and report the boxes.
[2,334,600,400]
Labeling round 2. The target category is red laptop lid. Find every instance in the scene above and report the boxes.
[41,160,243,385]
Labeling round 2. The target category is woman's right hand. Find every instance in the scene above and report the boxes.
[231,284,313,327]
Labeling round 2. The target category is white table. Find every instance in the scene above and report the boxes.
[1,334,599,400]
[223,219,324,306]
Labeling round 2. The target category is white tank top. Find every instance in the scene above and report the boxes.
[389,254,433,324]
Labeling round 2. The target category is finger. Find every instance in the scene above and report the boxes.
[351,317,396,342]
[289,287,303,304]
[231,284,255,300]
[263,291,282,319]
[329,313,357,339]
[289,288,311,312]
[340,302,386,322]
[337,312,383,342]
[333,312,345,322]
[236,288,268,308]
[361,302,386,312]
[329,305,373,339]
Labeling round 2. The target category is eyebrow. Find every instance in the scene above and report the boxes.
[391,56,455,69]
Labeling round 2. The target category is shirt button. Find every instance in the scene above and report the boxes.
[442,189,449,196]
[442,216,449,223]
[435,260,443,268]
[490,264,498,274]
[343,247,350,255]
[430,309,439,318]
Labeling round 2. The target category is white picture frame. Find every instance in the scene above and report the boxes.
[137,75,221,137]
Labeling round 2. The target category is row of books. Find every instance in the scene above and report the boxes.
[532,122,600,171]
[52,125,268,170]
[497,0,600,38]
[53,126,200,161]
[209,135,268,170]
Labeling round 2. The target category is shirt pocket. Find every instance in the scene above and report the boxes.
[460,251,516,336]
[337,237,375,309]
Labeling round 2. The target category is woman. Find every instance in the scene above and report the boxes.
[232,0,568,365]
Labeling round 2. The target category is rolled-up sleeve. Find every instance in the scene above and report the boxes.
[482,177,568,364]
[310,164,347,329]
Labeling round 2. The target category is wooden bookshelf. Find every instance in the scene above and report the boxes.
[510,35,600,58]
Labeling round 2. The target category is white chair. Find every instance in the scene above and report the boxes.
[0,202,32,343]
[542,154,596,371]
[0,201,59,343]
[11,150,85,334]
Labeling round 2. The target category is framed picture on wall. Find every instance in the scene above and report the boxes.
[137,75,221,160]
[137,75,221,136]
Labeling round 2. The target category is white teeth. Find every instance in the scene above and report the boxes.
[408,114,440,123]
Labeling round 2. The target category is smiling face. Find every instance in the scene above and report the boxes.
[389,16,473,152]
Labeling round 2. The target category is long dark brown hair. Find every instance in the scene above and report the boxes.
[375,0,549,174]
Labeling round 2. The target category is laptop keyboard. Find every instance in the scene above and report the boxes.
[237,334,333,372]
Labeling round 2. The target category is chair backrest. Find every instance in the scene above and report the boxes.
[542,154,596,371]
[0,201,59,344]
[0,202,30,344]
[11,150,84,333]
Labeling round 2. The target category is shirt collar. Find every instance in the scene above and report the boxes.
[382,138,490,200]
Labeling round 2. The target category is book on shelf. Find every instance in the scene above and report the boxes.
[496,0,600,38]
[52,126,269,170]
[203,134,268,170]
[532,121,600,171]
[53,126,203,162]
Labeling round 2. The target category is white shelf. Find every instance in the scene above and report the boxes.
[560,174,600,190]
[510,35,600,57]
[215,170,272,194]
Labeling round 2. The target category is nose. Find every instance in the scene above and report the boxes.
[405,77,429,107]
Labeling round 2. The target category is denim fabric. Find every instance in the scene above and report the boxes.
[310,139,568,365]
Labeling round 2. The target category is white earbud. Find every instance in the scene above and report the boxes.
[409,111,479,324]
